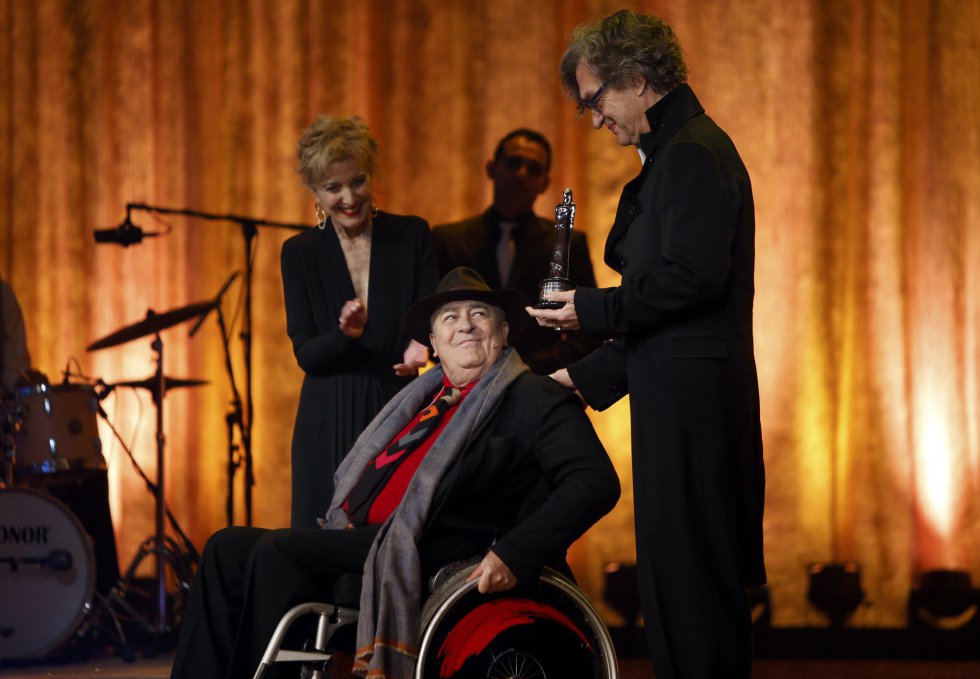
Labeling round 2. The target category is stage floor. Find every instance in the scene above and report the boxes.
[2,655,980,679]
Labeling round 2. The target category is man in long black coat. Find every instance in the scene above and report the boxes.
[528,10,766,679]
[432,129,600,374]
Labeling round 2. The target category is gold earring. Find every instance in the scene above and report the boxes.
[370,202,379,218]
[315,202,326,230]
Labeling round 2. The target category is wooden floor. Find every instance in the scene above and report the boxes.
[2,654,980,679]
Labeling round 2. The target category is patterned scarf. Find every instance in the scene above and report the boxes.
[343,386,461,526]
[322,348,528,678]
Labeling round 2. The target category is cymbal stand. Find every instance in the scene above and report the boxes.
[106,332,198,635]
[241,220,256,525]
[214,300,245,525]
[94,390,198,636]
[93,396,199,565]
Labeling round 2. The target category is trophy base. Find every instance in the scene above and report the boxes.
[535,277,574,309]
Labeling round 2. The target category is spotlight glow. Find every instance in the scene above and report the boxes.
[916,409,953,538]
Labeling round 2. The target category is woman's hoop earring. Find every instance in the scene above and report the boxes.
[315,202,327,230]
[370,202,379,218]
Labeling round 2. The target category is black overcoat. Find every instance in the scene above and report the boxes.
[569,84,766,679]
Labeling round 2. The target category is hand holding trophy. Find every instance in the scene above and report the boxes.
[535,188,577,310]
[527,188,581,333]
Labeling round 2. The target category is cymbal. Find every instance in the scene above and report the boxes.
[110,376,210,391]
[87,300,214,351]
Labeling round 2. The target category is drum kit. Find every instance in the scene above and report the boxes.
[0,296,218,663]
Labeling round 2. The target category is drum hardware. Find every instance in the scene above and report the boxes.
[88,306,209,637]
[97,202,309,527]
[90,392,198,638]
[102,375,210,399]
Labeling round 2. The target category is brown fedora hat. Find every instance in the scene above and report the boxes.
[403,267,529,345]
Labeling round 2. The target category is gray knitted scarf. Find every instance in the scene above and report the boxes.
[322,348,528,678]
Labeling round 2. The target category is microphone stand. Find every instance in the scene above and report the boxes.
[122,203,308,526]
[215,300,244,525]
[189,271,243,526]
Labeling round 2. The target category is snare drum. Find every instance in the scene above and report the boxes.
[0,488,96,659]
[417,566,618,678]
[14,384,105,474]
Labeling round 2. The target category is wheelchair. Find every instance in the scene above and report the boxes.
[254,563,619,678]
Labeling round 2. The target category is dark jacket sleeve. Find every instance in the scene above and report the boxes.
[280,235,361,375]
[491,382,621,582]
[567,338,629,411]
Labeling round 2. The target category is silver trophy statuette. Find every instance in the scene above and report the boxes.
[535,188,577,309]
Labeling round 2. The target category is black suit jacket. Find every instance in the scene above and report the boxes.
[432,209,600,374]
[418,370,620,583]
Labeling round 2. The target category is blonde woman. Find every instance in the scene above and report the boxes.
[281,116,436,527]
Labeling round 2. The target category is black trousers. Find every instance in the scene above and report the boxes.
[170,525,380,679]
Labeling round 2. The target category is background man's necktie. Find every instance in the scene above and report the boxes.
[496,221,517,285]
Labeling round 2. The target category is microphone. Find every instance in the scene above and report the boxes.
[94,215,166,247]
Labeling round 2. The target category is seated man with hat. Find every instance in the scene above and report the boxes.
[170,267,621,679]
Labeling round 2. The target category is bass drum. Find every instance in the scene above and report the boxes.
[0,488,96,659]
[416,566,618,679]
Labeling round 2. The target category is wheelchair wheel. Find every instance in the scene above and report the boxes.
[416,567,617,679]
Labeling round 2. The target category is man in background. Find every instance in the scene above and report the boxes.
[432,129,599,374]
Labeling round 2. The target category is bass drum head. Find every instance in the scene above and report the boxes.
[0,488,96,659]
[417,567,617,679]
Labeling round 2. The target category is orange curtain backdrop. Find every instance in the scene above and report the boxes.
[1,0,978,627]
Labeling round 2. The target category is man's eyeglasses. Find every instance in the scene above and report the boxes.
[585,83,608,115]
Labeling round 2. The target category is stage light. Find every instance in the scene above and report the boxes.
[806,562,864,627]
[908,569,979,631]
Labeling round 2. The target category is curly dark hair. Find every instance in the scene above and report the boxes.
[560,10,688,112]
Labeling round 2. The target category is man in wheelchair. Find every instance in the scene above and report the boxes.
[170,267,621,679]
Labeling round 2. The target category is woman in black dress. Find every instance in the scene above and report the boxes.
[282,116,437,527]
